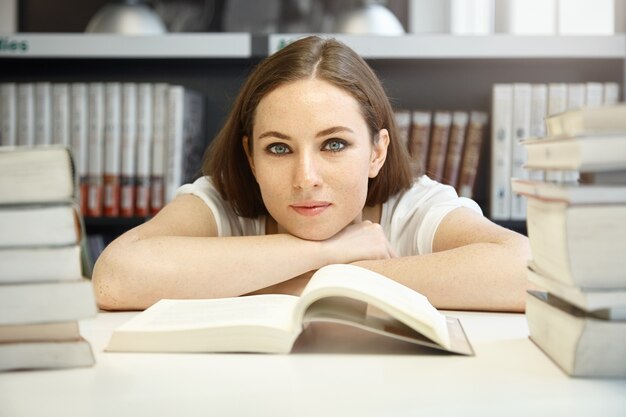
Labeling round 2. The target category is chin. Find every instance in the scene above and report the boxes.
[288,225,339,242]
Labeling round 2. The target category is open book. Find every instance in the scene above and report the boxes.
[106,264,473,355]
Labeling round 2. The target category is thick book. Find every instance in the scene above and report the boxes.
[0,245,83,284]
[527,265,626,320]
[545,104,626,137]
[0,337,95,372]
[0,145,75,204]
[0,321,81,343]
[106,264,474,355]
[525,196,626,289]
[0,203,82,247]
[457,111,488,199]
[511,178,626,205]
[526,290,626,378]
[522,134,626,172]
[0,279,97,325]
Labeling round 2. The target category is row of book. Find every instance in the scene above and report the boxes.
[0,146,97,372]
[0,81,205,218]
[491,81,620,221]
[511,104,626,377]
[394,109,488,199]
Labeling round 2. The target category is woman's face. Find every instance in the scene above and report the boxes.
[245,78,388,241]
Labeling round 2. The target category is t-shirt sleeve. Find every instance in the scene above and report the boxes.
[386,176,483,256]
[176,177,263,237]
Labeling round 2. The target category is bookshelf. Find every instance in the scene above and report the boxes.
[2,33,624,239]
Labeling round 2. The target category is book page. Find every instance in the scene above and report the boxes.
[116,295,300,333]
[297,264,450,349]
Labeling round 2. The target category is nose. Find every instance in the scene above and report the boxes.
[293,151,322,190]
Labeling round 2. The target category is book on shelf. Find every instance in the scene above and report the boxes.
[0,145,75,204]
[70,83,89,214]
[87,82,105,217]
[524,195,626,289]
[527,264,626,320]
[579,169,626,185]
[490,84,513,220]
[165,85,205,204]
[103,82,122,217]
[135,83,154,218]
[510,83,531,220]
[51,83,70,147]
[545,104,626,137]
[426,110,452,182]
[150,83,169,216]
[120,83,137,218]
[457,111,488,199]
[393,109,412,152]
[34,82,51,145]
[17,83,34,147]
[523,134,626,172]
[408,110,431,175]
[0,83,17,146]
[442,111,468,189]
[105,264,474,356]
[0,337,95,372]
[528,84,547,182]
[603,82,619,105]
[525,290,626,378]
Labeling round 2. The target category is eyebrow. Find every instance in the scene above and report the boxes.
[257,126,355,141]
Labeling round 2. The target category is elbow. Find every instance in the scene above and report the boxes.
[92,242,143,311]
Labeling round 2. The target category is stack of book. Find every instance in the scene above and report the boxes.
[0,146,97,372]
[512,104,626,377]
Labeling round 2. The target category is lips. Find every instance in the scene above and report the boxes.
[290,201,331,216]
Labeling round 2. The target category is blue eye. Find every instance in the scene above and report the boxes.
[323,139,346,152]
[267,143,291,155]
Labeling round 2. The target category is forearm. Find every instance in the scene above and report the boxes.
[352,240,532,312]
[93,233,324,311]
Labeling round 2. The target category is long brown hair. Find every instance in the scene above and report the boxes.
[203,35,412,218]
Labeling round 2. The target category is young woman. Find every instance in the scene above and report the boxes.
[93,36,531,312]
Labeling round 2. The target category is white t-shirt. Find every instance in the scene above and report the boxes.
[176,176,482,256]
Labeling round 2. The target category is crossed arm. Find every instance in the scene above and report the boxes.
[92,194,531,312]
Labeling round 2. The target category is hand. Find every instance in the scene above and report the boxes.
[321,221,397,265]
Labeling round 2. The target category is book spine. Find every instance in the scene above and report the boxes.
[603,82,619,105]
[165,86,184,204]
[408,110,432,176]
[442,111,468,189]
[17,83,34,147]
[566,83,585,110]
[120,83,137,218]
[34,82,52,146]
[182,90,205,186]
[136,83,153,218]
[150,83,168,216]
[457,111,487,199]
[584,82,604,106]
[490,84,513,220]
[511,83,531,220]
[393,109,412,153]
[0,83,17,146]
[528,84,547,182]
[103,83,122,217]
[71,83,89,215]
[426,110,452,182]
[51,83,70,147]
[87,83,105,217]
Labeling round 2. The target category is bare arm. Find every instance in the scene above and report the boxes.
[353,207,532,312]
[92,194,394,311]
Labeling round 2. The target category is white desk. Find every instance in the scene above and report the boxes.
[1,311,625,417]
